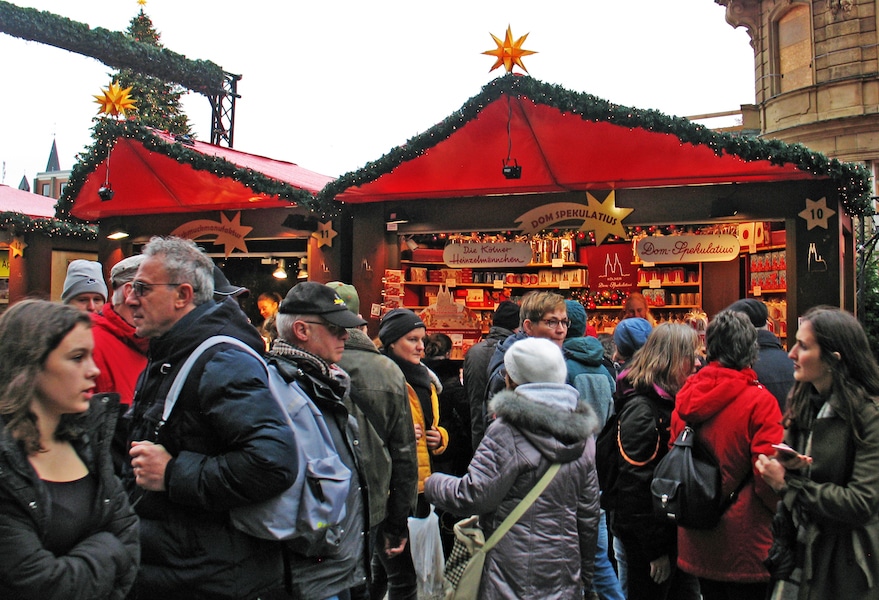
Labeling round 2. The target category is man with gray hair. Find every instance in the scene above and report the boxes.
[123,236,297,600]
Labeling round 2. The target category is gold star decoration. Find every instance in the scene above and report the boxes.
[9,237,27,258]
[138,0,147,5]
[483,25,537,73]
[312,220,338,248]
[798,197,836,230]
[94,82,137,117]
[582,191,634,246]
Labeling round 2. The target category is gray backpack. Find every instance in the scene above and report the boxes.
[162,335,351,557]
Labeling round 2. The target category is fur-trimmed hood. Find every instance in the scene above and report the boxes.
[489,383,598,462]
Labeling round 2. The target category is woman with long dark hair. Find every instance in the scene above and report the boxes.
[0,300,139,599]
[757,306,879,599]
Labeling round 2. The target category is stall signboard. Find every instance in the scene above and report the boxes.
[0,251,9,277]
[443,242,533,267]
[582,243,639,292]
[636,234,740,264]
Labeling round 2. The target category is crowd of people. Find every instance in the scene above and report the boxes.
[1,235,878,600]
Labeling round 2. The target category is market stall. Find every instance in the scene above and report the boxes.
[318,74,871,346]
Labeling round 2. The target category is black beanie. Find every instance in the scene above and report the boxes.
[492,300,520,331]
[379,308,426,348]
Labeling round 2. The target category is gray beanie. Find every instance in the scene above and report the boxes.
[62,260,108,304]
[504,337,567,385]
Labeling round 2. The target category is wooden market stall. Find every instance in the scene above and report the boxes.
[317,74,871,347]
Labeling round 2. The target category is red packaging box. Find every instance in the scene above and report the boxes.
[412,248,445,262]
[771,230,785,247]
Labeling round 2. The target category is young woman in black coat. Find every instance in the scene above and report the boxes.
[0,300,139,599]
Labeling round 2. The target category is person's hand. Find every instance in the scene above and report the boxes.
[756,453,790,493]
[130,440,172,491]
[425,427,442,450]
[649,554,671,584]
[383,532,409,557]
[413,423,424,441]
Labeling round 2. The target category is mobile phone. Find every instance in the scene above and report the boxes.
[771,443,802,460]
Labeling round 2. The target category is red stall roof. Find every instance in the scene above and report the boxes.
[319,75,871,216]
[0,185,57,218]
[61,123,334,221]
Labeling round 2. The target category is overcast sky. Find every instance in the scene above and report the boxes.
[0,0,755,187]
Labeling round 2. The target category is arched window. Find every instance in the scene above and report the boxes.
[776,5,813,95]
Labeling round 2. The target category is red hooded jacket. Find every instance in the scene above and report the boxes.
[91,305,149,406]
[671,361,783,583]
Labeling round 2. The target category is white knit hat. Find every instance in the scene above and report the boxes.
[61,260,108,304]
[504,337,567,385]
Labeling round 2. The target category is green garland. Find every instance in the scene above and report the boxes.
[0,1,227,95]
[318,73,873,217]
[56,120,327,219]
[0,211,97,240]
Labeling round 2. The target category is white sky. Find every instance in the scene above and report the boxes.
[0,0,755,187]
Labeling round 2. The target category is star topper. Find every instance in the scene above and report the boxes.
[483,25,537,73]
[94,82,137,118]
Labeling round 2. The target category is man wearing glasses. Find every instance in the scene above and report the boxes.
[122,236,298,600]
[483,291,570,420]
[270,281,371,600]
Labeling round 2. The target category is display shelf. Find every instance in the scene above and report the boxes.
[634,263,702,308]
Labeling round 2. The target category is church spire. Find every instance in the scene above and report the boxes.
[45,139,60,172]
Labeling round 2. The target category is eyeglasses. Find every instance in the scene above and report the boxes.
[300,320,348,338]
[540,318,571,329]
[130,280,182,297]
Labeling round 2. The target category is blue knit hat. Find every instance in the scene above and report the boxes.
[613,317,653,359]
[565,300,587,338]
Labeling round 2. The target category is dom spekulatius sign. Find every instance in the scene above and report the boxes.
[636,234,740,263]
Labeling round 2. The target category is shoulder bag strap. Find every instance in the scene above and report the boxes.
[482,462,562,553]
[161,335,265,424]
[687,420,754,510]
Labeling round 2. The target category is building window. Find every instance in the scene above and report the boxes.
[40,183,50,197]
[776,5,813,95]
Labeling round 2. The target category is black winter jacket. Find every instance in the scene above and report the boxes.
[604,382,677,563]
[0,394,140,599]
[124,298,297,600]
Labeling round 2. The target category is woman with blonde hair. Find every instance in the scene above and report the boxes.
[602,322,701,600]
[757,306,879,599]
[0,300,139,599]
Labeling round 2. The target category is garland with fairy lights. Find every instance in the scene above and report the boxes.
[0,1,226,95]
[56,120,328,220]
[319,73,873,217]
[0,212,97,240]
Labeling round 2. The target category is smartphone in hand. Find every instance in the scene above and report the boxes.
[772,443,807,461]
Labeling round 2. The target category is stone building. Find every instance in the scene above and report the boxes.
[717,0,879,173]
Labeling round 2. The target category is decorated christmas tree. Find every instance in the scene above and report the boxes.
[111,2,191,135]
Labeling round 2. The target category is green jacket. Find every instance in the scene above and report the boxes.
[338,328,418,539]
[782,393,879,599]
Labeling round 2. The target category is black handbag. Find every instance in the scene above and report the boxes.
[764,501,797,581]
[651,424,752,529]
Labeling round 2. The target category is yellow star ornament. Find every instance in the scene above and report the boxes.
[483,26,537,73]
[312,221,338,248]
[581,191,633,246]
[94,82,137,117]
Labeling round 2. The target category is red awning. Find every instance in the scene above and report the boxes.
[335,95,818,204]
[68,126,334,221]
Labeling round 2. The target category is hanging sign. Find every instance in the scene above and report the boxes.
[8,237,27,259]
[170,212,252,257]
[636,234,740,263]
[514,191,633,246]
[442,242,533,267]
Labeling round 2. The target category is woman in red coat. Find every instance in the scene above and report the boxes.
[671,310,783,600]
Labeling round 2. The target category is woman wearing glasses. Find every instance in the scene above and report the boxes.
[601,322,702,600]
[371,308,451,600]
[0,300,139,599]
